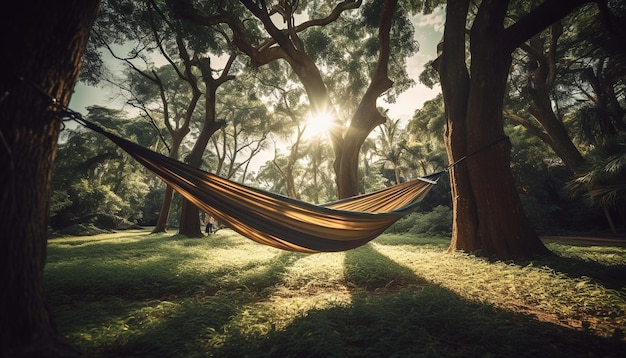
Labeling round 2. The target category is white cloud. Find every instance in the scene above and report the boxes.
[412,7,446,33]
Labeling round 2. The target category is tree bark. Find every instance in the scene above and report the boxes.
[0,1,100,356]
[437,0,552,259]
[334,0,397,198]
[435,0,478,255]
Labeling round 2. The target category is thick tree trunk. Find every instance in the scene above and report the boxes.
[0,1,100,356]
[436,0,478,254]
[438,0,549,259]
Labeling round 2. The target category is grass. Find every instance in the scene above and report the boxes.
[45,229,626,357]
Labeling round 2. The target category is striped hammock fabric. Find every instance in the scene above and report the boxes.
[86,122,440,253]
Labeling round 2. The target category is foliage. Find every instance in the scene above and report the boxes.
[566,134,626,214]
[45,229,626,357]
[405,94,448,177]
[386,205,452,236]
[50,108,157,229]
[73,1,625,238]
[211,74,279,181]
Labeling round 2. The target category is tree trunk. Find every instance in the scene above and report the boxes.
[152,134,185,233]
[526,29,585,172]
[528,95,585,171]
[152,185,176,233]
[0,1,100,356]
[178,58,231,237]
[437,0,550,259]
[178,109,221,237]
[334,0,397,198]
[435,0,478,254]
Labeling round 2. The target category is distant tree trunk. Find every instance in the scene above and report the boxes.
[0,1,100,356]
[525,26,585,172]
[434,0,595,259]
[178,73,224,237]
[153,186,176,232]
[152,134,186,233]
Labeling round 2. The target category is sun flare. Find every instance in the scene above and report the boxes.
[304,111,334,138]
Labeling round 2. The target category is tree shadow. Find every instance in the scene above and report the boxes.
[518,243,626,290]
[343,244,428,292]
[51,249,305,357]
[70,291,251,358]
[211,274,624,358]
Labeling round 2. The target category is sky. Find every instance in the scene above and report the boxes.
[69,8,445,126]
[384,9,444,123]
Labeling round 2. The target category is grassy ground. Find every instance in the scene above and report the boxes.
[45,229,626,357]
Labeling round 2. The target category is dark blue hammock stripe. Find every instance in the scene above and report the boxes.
[88,123,439,253]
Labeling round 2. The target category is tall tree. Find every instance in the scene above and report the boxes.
[513,21,585,172]
[433,0,600,259]
[0,1,100,356]
[175,0,418,198]
[94,0,241,236]
[375,116,407,184]
[504,3,626,232]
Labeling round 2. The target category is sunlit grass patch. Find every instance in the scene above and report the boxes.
[546,241,626,266]
[373,233,450,248]
[279,252,345,291]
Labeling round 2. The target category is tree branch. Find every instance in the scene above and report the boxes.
[504,0,593,54]
[503,111,550,143]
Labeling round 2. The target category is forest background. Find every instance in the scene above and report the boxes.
[51,0,625,240]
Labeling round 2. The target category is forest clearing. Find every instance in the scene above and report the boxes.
[46,229,625,357]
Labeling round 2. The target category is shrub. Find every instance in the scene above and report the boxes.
[388,205,452,236]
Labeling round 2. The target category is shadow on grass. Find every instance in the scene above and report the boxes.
[207,245,624,357]
[516,242,626,290]
[61,291,253,358]
[235,251,306,295]
[50,249,306,357]
[47,230,304,301]
[528,255,625,290]
[343,244,428,291]
[211,284,625,358]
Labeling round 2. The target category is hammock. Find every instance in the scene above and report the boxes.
[83,121,441,253]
